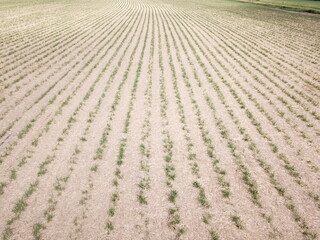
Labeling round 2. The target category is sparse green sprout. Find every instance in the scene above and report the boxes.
[33,223,46,240]
[168,190,178,203]
[90,164,98,172]
[13,198,27,214]
[210,230,219,240]
[106,221,114,231]
[138,193,147,205]
[108,208,115,217]
[202,213,212,224]
[231,215,244,229]
[10,169,16,180]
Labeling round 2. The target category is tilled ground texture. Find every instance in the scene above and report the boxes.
[0,0,320,239]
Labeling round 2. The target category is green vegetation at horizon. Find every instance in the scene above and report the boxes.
[233,0,320,14]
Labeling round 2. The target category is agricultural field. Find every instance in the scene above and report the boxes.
[0,0,320,239]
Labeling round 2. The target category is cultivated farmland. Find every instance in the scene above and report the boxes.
[0,0,320,239]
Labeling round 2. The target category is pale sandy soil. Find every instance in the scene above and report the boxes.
[0,0,320,239]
